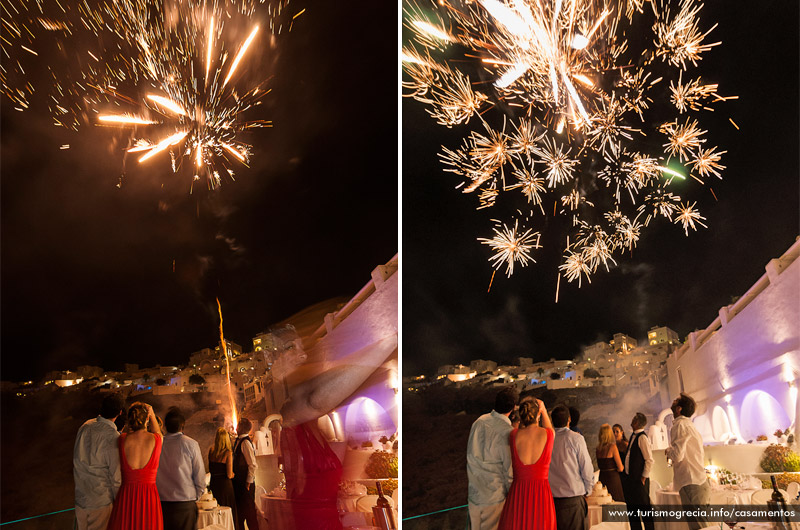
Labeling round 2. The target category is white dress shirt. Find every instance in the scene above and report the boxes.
[236,435,258,484]
[73,416,122,510]
[548,427,594,498]
[624,429,654,479]
[156,432,206,501]
[467,411,513,506]
[665,415,706,490]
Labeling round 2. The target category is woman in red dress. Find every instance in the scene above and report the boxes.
[498,398,556,530]
[281,421,344,530]
[107,402,163,530]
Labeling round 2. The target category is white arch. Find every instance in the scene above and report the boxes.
[711,406,732,441]
[740,390,791,441]
[693,414,714,442]
[344,397,396,443]
[657,408,673,424]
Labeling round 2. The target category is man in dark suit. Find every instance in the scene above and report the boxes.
[622,412,654,530]
[233,418,260,530]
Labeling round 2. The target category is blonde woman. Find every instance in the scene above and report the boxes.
[596,423,625,502]
[208,428,238,522]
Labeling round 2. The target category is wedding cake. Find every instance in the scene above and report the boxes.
[586,482,613,505]
[197,491,218,510]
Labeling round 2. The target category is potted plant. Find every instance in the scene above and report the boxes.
[775,429,787,444]
[364,450,399,480]
[760,444,800,473]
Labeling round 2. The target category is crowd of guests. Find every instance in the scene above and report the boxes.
[73,393,260,530]
[467,388,709,530]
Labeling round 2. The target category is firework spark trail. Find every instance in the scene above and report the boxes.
[223,25,260,87]
[2,0,300,190]
[216,298,238,431]
[403,0,732,285]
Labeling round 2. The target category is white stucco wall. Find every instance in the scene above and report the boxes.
[666,241,800,444]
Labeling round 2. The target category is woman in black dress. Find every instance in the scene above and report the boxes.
[596,423,625,502]
[208,427,238,525]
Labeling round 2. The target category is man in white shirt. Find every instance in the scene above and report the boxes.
[73,393,124,530]
[233,417,259,530]
[156,407,206,530]
[466,387,518,530]
[665,393,709,530]
[549,405,594,530]
[623,412,654,530]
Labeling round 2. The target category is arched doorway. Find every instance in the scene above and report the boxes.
[740,390,791,441]
[344,397,396,443]
[711,406,733,442]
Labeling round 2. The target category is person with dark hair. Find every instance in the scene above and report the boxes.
[156,407,205,530]
[613,424,629,460]
[497,399,556,530]
[74,393,125,530]
[568,407,582,434]
[548,405,593,530]
[233,417,259,530]
[467,386,519,530]
[622,413,654,530]
[107,402,164,530]
[666,393,709,530]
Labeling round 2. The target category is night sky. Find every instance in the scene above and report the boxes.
[402,1,799,376]
[1,1,397,381]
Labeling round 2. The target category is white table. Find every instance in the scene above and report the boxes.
[654,490,685,530]
[588,502,629,529]
[261,495,294,529]
[197,505,234,530]
[654,487,760,530]
[708,487,758,505]
[340,494,364,512]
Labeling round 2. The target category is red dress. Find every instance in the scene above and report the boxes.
[498,428,557,530]
[107,433,163,530]
[281,423,344,530]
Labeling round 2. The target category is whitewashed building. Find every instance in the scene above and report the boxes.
[662,239,800,454]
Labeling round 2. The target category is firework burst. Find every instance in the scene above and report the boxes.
[403,0,732,287]
[2,0,302,191]
[478,220,541,277]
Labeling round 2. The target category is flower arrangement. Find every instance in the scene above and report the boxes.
[364,450,399,479]
[760,472,800,491]
[367,478,398,496]
[760,444,800,473]
[775,428,792,440]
